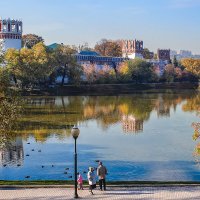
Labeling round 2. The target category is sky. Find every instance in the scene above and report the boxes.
[1,0,200,54]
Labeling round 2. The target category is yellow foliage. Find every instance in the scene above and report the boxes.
[181,58,200,77]
[118,104,129,115]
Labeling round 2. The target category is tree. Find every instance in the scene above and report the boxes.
[22,34,44,49]
[181,58,200,78]
[52,44,83,86]
[0,40,5,64]
[143,48,152,59]
[126,59,154,83]
[0,68,10,95]
[4,48,21,85]
[20,42,55,86]
[77,42,94,52]
[117,62,131,82]
[173,55,178,67]
[163,64,175,82]
[83,63,98,84]
[5,43,55,87]
[94,39,122,57]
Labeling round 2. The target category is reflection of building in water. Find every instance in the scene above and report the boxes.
[122,115,143,133]
[155,96,170,117]
[26,97,56,105]
[0,137,24,166]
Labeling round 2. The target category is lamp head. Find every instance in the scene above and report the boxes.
[71,125,80,139]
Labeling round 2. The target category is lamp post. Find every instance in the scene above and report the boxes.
[71,125,80,199]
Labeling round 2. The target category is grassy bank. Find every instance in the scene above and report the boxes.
[1,180,200,186]
[23,82,200,96]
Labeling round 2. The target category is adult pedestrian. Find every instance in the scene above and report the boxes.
[97,161,107,191]
[87,167,96,195]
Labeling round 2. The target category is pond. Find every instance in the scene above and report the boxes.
[0,90,200,181]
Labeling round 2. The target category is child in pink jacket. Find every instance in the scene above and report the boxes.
[77,173,83,190]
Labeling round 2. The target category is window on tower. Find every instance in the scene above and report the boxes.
[12,24,15,32]
[3,24,6,31]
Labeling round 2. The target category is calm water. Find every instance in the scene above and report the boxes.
[0,90,200,181]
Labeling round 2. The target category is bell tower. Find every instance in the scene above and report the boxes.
[0,18,22,51]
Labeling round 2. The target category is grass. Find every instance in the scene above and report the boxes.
[1,180,200,186]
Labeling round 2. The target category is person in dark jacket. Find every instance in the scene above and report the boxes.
[97,161,107,191]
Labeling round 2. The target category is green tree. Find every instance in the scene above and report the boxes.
[126,59,154,83]
[143,48,152,59]
[22,34,44,49]
[52,44,83,86]
[173,55,178,67]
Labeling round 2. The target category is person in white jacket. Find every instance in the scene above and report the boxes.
[87,167,96,195]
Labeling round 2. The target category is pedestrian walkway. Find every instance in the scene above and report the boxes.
[1,186,200,200]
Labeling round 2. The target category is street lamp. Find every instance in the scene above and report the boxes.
[71,125,80,199]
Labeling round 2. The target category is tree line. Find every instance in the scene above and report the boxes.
[0,34,199,90]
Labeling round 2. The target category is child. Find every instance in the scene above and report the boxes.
[77,172,83,190]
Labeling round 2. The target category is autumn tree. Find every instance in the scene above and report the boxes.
[117,62,131,82]
[4,48,20,85]
[20,42,55,86]
[94,39,122,57]
[52,44,83,86]
[181,58,200,78]
[83,63,98,84]
[22,34,44,49]
[0,68,10,98]
[163,64,175,82]
[5,42,55,87]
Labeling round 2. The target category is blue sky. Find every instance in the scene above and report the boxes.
[1,0,200,54]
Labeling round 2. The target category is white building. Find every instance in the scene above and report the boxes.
[0,18,22,51]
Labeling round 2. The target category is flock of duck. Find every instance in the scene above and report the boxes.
[2,141,99,180]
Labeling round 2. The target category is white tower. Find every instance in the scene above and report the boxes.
[0,18,22,51]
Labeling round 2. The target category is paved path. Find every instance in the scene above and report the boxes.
[1,186,200,200]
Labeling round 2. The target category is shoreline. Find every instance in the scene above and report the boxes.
[22,82,200,96]
[1,180,200,186]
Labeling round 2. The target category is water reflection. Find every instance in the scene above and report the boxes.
[0,136,24,167]
[0,91,200,181]
[18,91,199,137]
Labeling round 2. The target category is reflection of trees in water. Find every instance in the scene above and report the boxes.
[192,122,200,167]
[0,95,23,166]
[17,91,199,141]
[188,93,200,166]
[182,93,200,114]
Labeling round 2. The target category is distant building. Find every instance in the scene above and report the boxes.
[170,50,177,59]
[119,39,144,59]
[157,49,170,61]
[0,18,22,51]
[180,50,192,57]
[75,50,127,70]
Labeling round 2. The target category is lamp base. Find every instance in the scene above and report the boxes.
[74,193,79,198]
